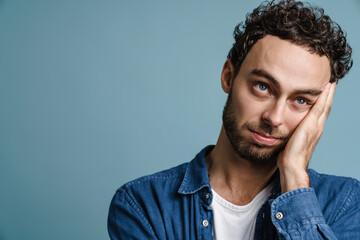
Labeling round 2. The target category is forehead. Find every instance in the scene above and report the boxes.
[239,35,331,90]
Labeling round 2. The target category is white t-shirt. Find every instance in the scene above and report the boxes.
[210,184,273,240]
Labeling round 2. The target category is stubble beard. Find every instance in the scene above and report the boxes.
[222,91,288,166]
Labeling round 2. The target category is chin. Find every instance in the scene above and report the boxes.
[233,141,284,165]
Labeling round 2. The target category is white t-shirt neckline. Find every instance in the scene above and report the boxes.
[212,183,273,212]
[210,183,273,240]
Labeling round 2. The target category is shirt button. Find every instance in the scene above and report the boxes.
[202,220,209,227]
[205,193,210,199]
[275,212,284,220]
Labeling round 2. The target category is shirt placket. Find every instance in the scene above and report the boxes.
[196,188,214,240]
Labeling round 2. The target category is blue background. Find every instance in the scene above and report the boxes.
[1,0,359,239]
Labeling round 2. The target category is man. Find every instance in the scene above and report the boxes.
[108,0,359,239]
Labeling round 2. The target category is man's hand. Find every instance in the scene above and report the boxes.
[277,83,336,193]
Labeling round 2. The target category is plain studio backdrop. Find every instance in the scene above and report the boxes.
[0,0,359,239]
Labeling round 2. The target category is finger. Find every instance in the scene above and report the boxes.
[309,83,331,119]
[318,82,336,124]
[323,82,336,117]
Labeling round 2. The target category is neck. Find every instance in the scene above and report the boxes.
[207,126,277,205]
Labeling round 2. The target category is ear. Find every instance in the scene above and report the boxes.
[221,59,234,94]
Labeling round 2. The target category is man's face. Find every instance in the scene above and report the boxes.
[222,35,331,165]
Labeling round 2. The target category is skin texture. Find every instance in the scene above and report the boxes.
[207,35,334,204]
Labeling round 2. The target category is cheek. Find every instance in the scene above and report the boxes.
[233,92,265,121]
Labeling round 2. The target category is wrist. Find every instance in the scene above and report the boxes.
[279,167,310,194]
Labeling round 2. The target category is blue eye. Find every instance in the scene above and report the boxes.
[257,83,268,92]
[296,99,307,105]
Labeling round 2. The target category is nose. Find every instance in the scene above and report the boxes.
[261,100,286,127]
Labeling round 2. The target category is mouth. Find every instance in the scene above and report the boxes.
[249,130,279,146]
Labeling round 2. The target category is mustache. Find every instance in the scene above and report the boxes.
[243,121,289,140]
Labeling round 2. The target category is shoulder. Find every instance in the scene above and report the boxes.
[108,163,190,238]
[308,169,360,222]
[113,162,189,207]
[120,162,188,191]
[108,162,190,231]
[308,169,360,193]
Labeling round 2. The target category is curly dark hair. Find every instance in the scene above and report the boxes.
[227,0,353,83]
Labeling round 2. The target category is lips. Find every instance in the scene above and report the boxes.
[250,130,279,146]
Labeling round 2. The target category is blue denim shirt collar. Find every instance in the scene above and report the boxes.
[178,145,213,194]
[178,145,282,198]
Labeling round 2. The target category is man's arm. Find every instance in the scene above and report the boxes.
[274,82,360,239]
[271,179,360,240]
[273,82,339,239]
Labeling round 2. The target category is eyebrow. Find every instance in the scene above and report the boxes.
[292,89,322,96]
[250,69,322,96]
[250,69,280,89]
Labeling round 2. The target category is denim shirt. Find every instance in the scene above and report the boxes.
[108,146,360,239]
